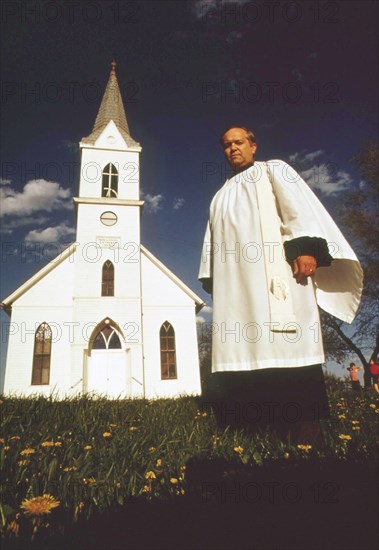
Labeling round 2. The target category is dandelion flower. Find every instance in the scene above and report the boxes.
[0,438,5,444]
[10,436,21,440]
[375,409,379,414]
[129,426,138,432]
[54,441,62,447]
[41,441,54,447]
[156,459,163,468]
[145,471,156,480]
[338,415,346,420]
[202,412,208,417]
[352,426,360,431]
[63,466,78,472]
[339,434,352,441]
[234,446,244,455]
[20,448,35,456]
[84,445,92,451]
[170,478,179,484]
[18,460,29,466]
[20,494,60,516]
[149,447,156,452]
[283,452,290,459]
[369,404,376,409]
[103,432,112,438]
[351,420,360,425]
[83,477,96,485]
[297,445,312,451]
[109,424,117,428]
[142,485,151,493]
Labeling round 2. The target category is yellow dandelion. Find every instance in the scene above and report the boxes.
[63,466,78,472]
[54,441,62,447]
[297,444,312,451]
[142,485,151,493]
[149,447,156,452]
[283,452,290,459]
[18,460,29,466]
[180,465,186,472]
[129,426,138,431]
[156,458,163,468]
[338,415,346,420]
[352,426,360,431]
[41,441,55,447]
[109,423,117,428]
[0,438,5,444]
[202,412,208,417]
[103,432,112,438]
[10,436,21,440]
[6,520,19,537]
[339,434,352,441]
[234,446,244,455]
[84,445,92,451]
[375,409,379,414]
[4,445,10,451]
[20,448,35,456]
[20,494,60,516]
[115,482,121,489]
[145,471,156,480]
[369,404,376,409]
[351,420,360,425]
[83,477,96,485]
[170,478,179,484]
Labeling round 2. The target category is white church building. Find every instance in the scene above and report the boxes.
[2,62,204,399]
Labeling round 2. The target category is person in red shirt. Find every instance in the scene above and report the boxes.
[369,359,379,393]
[347,362,363,392]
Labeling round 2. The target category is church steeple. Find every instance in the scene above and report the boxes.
[82,60,139,147]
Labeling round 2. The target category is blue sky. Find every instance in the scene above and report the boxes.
[1,0,378,383]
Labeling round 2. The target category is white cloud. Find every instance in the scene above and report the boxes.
[301,163,352,196]
[25,222,75,243]
[0,178,11,185]
[289,150,324,165]
[202,305,213,315]
[141,192,165,213]
[1,215,50,232]
[0,179,73,217]
[288,151,352,196]
[196,315,206,324]
[173,197,185,210]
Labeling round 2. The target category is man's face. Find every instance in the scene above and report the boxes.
[222,128,257,171]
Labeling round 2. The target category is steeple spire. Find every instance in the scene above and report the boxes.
[82,61,139,147]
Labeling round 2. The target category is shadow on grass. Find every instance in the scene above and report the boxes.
[5,458,377,550]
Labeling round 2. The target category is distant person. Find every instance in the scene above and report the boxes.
[347,362,363,392]
[369,358,379,393]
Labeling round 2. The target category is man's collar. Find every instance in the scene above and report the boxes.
[233,161,255,175]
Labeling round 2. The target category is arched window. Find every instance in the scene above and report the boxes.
[160,322,177,379]
[92,326,122,350]
[102,163,118,198]
[102,261,114,296]
[32,323,52,385]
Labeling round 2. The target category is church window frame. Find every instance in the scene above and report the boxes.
[160,322,177,380]
[102,163,118,198]
[31,322,52,385]
[102,260,114,296]
[92,325,122,350]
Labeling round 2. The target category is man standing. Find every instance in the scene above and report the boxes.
[199,127,363,442]
[347,362,363,393]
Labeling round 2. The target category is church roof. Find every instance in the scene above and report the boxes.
[81,61,140,147]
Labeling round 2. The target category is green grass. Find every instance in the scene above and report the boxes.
[0,387,378,544]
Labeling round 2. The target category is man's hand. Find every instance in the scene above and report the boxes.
[292,255,317,284]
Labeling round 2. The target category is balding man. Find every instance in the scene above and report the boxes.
[199,126,363,443]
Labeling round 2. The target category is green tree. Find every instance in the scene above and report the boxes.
[321,141,379,387]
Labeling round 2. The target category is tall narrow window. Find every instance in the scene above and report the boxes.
[102,163,118,198]
[32,323,52,385]
[102,261,114,296]
[160,322,177,379]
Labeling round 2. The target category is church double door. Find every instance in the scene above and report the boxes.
[87,349,130,398]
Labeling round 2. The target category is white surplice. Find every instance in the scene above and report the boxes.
[199,160,363,373]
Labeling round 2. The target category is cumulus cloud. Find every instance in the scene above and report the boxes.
[141,192,165,213]
[288,150,352,196]
[173,197,185,210]
[0,179,73,217]
[202,305,213,315]
[25,222,76,243]
[1,215,50,233]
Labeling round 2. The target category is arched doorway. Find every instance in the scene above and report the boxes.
[86,320,130,398]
